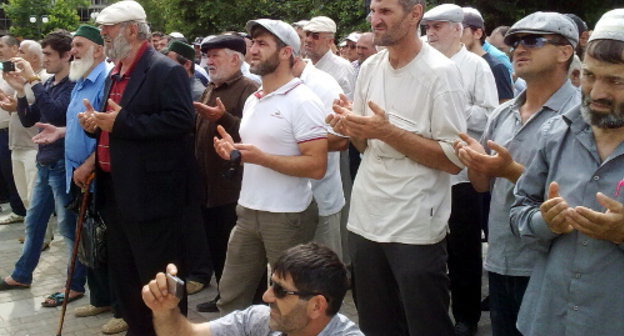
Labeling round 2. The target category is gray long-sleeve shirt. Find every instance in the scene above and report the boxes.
[482,80,579,276]
[510,106,624,336]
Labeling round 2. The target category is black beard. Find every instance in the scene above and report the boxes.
[580,95,624,129]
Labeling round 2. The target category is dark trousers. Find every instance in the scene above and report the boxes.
[489,272,529,336]
[448,183,484,326]
[202,203,237,283]
[87,265,121,318]
[0,129,25,215]
[350,232,453,336]
[100,174,187,336]
[186,206,213,284]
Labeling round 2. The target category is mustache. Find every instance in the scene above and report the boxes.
[584,97,613,107]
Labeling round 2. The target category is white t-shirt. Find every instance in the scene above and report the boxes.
[348,44,467,244]
[450,45,498,185]
[238,78,327,213]
[315,50,356,100]
[300,60,346,216]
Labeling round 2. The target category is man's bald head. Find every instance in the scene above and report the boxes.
[356,32,377,63]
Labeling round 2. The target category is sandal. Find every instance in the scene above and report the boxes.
[41,292,84,307]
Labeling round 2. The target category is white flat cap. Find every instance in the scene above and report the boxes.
[96,0,146,25]
[589,8,624,43]
[345,32,361,42]
[304,16,337,33]
[422,4,464,23]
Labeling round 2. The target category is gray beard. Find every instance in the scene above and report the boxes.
[105,32,132,61]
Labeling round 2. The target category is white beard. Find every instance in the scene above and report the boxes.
[69,46,95,81]
[105,28,132,61]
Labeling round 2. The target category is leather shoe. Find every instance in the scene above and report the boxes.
[454,322,477,336]
[196,298,219,313]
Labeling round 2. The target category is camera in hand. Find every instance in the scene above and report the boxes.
[2,61,15,72]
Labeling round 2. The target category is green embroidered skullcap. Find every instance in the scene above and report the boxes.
[74,25,104,46]
[165,40,195,61]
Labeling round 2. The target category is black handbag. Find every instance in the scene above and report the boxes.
[77,203,107,269]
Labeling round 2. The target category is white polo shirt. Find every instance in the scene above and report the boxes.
[300,60,346,216]
[348,44,467,245]
[238,78,327,213]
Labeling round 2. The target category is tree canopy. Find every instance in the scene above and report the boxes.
[3,0,89,39]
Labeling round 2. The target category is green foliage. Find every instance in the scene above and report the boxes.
[135,0,619,42]
[138,0,368,41]
[3,0,88,39]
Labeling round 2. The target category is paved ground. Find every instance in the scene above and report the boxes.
[0,205,492,335]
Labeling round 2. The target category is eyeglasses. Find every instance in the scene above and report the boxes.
[270,281,323,299]
[508,35,566,49]
[305,31,323,40]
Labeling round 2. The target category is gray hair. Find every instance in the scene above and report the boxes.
[20,40,43,63]
[223,48,244,69]
[1,35,19,47]
[121,20,151,41]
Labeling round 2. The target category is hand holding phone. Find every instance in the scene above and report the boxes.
[166,273,185,300]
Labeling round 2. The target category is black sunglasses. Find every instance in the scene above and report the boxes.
[508,35,566,49]
[305,31,323,40]
[271,281,323,299]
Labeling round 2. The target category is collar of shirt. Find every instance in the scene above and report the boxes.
[512,79,578,116]
[253,77,302,99]
[76,61,108,88]
[110,41,149,79]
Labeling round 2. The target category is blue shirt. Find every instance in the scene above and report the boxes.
[64,61,110,192]
[481,80,579,276]
[17,75,75,164]
[483,41,512,77]
[511,106,624,336]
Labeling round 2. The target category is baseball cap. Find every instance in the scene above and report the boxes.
[504,12,579,48]
[246,19,301,56]
[345,32,361,43]
[95,0,146,25]
[422,4,464,24]
[588,9,624,43]
[303,16,337,33]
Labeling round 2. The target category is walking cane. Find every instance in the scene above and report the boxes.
[56,172,96,336]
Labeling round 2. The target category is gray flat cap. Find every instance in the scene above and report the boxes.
[504,12,579,48]
[588,9,624,43]
[246,19,301,56]
[422,4,464,23]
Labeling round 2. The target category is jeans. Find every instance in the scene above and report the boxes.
[489,272,529,336]
[11,159,86,292]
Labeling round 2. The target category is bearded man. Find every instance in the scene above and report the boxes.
[77,2,197,335]
[510,9,624,336]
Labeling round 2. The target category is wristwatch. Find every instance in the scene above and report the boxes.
[26,74,41,84]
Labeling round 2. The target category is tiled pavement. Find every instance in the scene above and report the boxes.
[0,204,492,335]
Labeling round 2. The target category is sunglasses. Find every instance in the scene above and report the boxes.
[508,35,566,49]
[305,31,324,40]
[270,281,323,299]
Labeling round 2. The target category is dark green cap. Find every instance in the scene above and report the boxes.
[165,40,195,61]
[74,24,104,46]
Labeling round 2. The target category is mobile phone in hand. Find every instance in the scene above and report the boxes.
[1,61,14,72]
[166,273,185,300]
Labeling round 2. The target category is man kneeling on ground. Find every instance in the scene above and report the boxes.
[142,242,363,336]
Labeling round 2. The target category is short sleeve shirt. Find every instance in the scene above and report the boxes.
[238,78,327,213]
[210,305,364,336]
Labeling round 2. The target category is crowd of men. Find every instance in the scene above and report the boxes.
[0,0,622,335]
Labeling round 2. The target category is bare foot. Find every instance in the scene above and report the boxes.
[3,276,29,287]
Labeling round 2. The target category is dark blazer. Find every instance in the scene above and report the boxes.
[96,46,197,222]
